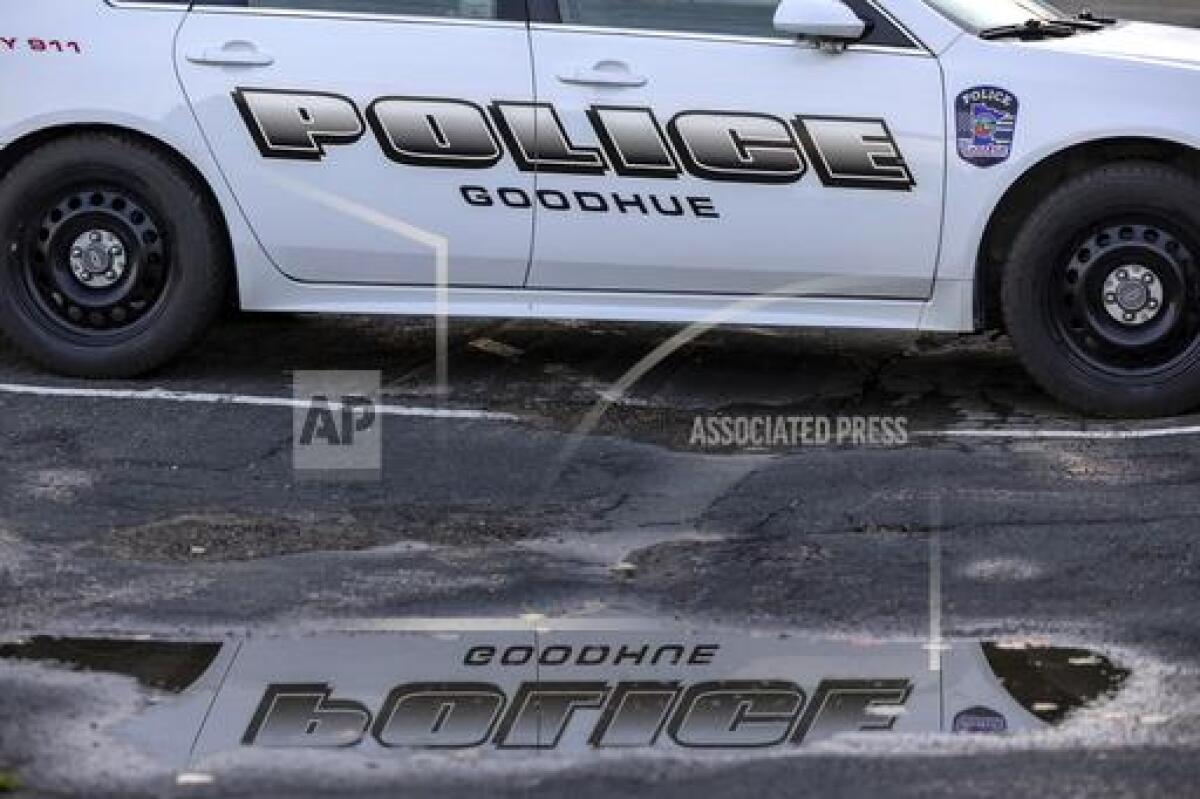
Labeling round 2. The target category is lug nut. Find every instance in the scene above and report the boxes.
[90,232,102,243]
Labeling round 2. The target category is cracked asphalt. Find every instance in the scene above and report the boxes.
[3,309,1199,797]
[3,3,1200,796]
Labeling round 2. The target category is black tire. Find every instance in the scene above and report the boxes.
[1002,161,1200,418]
[0,132,229,377]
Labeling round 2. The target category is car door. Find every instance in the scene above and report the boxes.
[523,0,945,298]
[176,0,534,286]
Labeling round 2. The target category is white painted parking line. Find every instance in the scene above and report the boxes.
[916,425,1200,441]
[0,382,516,422]
[3,381,1200,439]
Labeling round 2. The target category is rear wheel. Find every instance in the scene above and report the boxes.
[0,133,228,377]
[1003,161,1200,418]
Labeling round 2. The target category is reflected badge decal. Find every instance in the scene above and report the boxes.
[956,86,1019,168]
[952,705,1008,734]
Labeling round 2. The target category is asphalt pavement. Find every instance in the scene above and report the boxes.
[3,312,1199,797]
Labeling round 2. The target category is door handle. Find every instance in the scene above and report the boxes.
[557,60,648,88]
[186,41,275,67]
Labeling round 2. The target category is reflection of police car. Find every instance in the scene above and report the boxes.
[1,0,1199,416]
[0,631,1129,758]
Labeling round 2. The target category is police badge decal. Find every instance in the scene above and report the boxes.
[956,86,1019,168]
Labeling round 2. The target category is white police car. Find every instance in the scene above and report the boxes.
[1,0,1199,417]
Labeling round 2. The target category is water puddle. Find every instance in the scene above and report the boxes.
[0,624,1131,770]
[0,637,221,693]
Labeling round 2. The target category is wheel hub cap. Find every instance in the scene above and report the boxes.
[68,229,127,289]
[17,186,170,335]
[1055,221,1200,374]
[1102,264,1163,326]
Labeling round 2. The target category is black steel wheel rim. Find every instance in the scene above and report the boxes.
[14,185,171,342]
[1051,217,1200,376]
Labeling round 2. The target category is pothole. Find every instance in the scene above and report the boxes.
[103,511,540,563]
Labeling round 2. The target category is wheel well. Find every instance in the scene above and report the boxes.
[0,123,238,306]
[975,138,1200,331]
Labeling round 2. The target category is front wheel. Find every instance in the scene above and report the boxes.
[0,133,229,377]
[1003,161,1200,418]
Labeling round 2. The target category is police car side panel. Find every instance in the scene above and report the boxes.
[175,7,537,287]
[523,26,945,299]
[5,3,1198,337]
